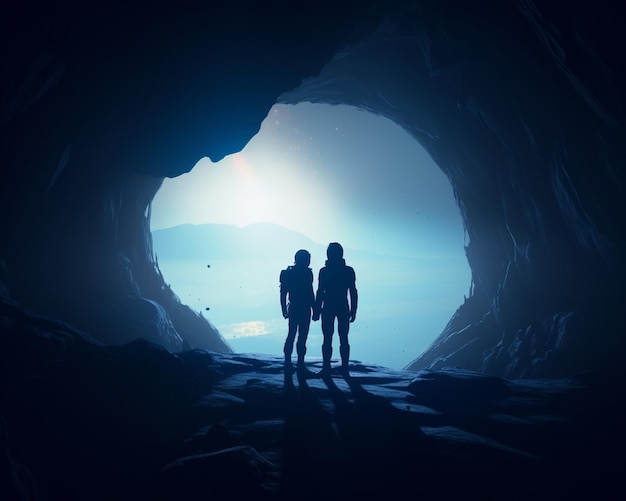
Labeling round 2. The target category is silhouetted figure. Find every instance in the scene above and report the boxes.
[280,249,315,374]
[313,242,358,377]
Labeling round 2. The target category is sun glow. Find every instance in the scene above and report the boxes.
[150,103,471,369]
[229,153,282,227]
[152,103,465,255]
[152,124,338,243]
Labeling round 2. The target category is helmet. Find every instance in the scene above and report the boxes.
[326,242,343,260]
[294,249,311,266]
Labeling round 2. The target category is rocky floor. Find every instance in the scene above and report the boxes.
[1,310,624,499]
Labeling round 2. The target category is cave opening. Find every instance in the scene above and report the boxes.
[150,102,470,369]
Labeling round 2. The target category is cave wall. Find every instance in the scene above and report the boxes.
[0,0,379,352]
[1,1,625,377]
[280,1,626,377]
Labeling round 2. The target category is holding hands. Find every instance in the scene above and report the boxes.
[312,309,320,322]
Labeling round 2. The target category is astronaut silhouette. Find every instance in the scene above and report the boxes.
[280,249,315,374]
[313,242,358,377]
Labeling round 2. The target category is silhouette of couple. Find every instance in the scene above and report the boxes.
[280,242,358,378]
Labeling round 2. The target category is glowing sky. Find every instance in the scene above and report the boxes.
[150,103,471,368]
[151,103,465,256]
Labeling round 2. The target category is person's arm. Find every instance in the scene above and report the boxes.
[279,270,288,318]
[308,269,315,311]
[312,269,324,321]
[348,268,358,322]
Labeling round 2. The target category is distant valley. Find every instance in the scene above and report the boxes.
[151,222,471,369]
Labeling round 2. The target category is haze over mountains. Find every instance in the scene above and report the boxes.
[151,222,471,369]
[151,222,398,262]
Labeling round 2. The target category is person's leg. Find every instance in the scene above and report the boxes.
[284,318,297,372]
[321,312,335,374]
[337,313,350,374]
[296,312,311,370]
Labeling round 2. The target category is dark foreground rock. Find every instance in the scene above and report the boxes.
[1,305,624,499]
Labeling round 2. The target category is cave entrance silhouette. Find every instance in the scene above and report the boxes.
[150,103,471,369]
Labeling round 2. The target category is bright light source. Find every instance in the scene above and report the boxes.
[151,103,470,369]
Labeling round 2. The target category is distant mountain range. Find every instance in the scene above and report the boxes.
[151,222,399,262]
[151,223,327,261]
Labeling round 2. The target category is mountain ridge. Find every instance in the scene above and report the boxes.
[151,222,407,261]
[151,222,325,261]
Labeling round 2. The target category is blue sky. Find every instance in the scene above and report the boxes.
[151,103,466,256]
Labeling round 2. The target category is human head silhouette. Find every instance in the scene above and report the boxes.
[294,249,311,267]
[326,242,343,261]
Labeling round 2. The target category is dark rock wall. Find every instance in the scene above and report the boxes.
[1,1,624,377]
[281,1,626,377]
[0,1,378,351]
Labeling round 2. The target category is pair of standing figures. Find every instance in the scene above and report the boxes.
[280,242,358,377]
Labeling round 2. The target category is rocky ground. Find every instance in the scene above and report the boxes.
[1,301,624,499]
